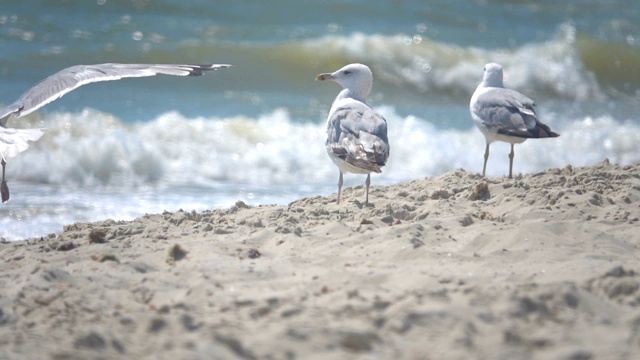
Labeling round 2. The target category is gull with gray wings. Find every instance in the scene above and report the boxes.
[0,63,231,202]
[470,62,559,179]
[316,63,389,205]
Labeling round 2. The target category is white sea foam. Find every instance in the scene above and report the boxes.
[300,24,603,100]
[9,105,640,189]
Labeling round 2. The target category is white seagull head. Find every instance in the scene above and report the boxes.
[481,62,505,88]
[316,63,373,100]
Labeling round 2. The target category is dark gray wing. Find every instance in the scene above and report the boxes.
[326,102,390,172]
[473,87,559,139]
[0,63,231,125]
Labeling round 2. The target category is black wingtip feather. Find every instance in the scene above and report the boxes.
[498,121,560,139]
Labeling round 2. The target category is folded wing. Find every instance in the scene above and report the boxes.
[473,87,559,139]
[326,102,389,173]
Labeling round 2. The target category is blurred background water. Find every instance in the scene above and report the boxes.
[1,0,639,240]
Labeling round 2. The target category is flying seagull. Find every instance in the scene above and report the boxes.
[316,63,389,205]
[0,63,231,202]
[470,62,559,179]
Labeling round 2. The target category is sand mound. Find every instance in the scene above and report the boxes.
[1,160,639,359]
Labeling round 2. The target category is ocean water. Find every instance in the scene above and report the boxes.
[0,0,639,240]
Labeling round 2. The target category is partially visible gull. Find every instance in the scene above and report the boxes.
[316,63,389,205]
[0,63,231,202]
[470,62,559,179]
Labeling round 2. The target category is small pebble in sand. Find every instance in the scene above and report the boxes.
[166,244,188,265]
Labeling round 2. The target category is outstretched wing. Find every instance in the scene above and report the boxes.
[0,63,230,158]
[326,101,389,173]
[473,87,559,139]
[0,63,231,124]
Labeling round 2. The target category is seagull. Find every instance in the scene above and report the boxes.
[470,62,559,179]
[0,63,231,202]
[316,63,389,205]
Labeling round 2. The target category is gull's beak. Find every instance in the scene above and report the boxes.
[315,73,335,81]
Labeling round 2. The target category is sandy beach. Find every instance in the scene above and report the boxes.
[1,159,639,359]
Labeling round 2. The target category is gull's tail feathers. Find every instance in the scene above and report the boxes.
[0,127,45,159]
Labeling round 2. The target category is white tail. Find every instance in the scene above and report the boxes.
[0,127,45,159]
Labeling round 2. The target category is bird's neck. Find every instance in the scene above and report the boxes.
[336,88,368,103]
[481,79,504,89]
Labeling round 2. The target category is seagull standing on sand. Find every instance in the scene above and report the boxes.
[0,63,231,202]
[316,63,389,205]
[470,62,559,179]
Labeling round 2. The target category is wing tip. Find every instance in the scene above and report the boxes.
[187,64,232,76]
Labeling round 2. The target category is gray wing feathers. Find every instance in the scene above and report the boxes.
[474,88,559,139]
[0,104,22,127]
[327,104,389,172]
[1,63,229,120]
[0,63,228,158]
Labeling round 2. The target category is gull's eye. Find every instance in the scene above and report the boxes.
[343,70,351,75]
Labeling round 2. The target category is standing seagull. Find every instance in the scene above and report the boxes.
[0,63,231,202]
[316,63,389,205]
[470,63,559,179]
